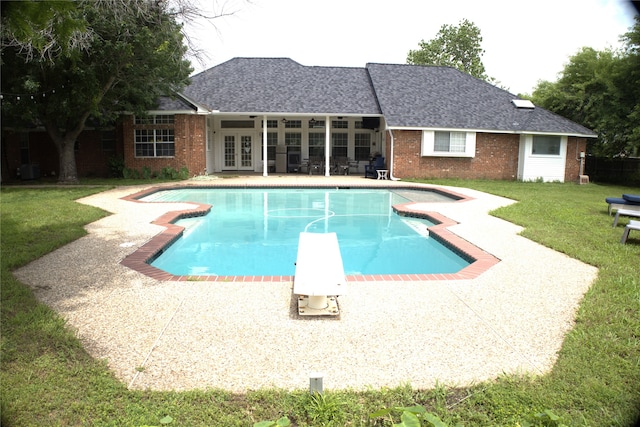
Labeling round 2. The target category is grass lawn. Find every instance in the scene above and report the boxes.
[1,180,639,426]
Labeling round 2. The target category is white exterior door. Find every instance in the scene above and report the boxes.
[222,133,254,171]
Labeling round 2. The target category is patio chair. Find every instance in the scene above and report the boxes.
[333,157,350,175]
[348,159,359,175]
[364,156,385,178]
[309,157,323,175]
[299,159,310,174]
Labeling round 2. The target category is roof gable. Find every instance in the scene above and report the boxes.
[154,94,208,113]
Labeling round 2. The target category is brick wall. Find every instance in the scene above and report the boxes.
[389,130,519,180]
[122,114,206,176]
[1,128,118,180]
[1,131,60,180]
[75,130,117,177]
[564,137,588,182]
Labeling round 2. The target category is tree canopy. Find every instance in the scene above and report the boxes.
[1,0,192,183]
[0,1,90,62]
[531,16,640,158]
[407,18,491,81]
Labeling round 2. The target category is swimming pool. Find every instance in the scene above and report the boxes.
[142,188,471,276]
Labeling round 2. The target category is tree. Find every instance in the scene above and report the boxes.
[1,0,192,183]
[407,18,491,81]
[0,1,91,62]
[531,16,640,157]
[618,16,640,156]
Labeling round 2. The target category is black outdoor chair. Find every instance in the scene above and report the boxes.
[364,156,385,178]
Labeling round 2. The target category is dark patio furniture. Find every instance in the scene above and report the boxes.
[364,156,385,178]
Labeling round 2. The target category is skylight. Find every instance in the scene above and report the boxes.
[512,99,535,109]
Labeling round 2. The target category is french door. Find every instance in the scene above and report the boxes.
[222,133,254,171]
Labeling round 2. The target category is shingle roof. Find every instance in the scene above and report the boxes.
[366,63,596,136]
[176,57,595,137]
[184,58,381,115]
[154,95,199,111]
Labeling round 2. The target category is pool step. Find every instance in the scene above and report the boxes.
[400,217,431,237]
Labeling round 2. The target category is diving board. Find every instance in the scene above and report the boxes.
[294,232,346,316]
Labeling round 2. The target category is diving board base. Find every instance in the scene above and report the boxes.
[294,232,346,317]
[297,295,340,316]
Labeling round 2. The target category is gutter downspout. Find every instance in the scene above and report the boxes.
[387,128,400,181]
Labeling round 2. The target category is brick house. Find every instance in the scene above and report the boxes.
[1,58,596,182]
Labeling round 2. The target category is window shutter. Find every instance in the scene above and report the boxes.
[465,132,476,156]
[421,131,434,156]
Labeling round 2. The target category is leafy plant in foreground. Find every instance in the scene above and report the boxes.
[253,416,290,427]
[370,405,455,427]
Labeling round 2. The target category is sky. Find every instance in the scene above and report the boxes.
[185,0,638,95]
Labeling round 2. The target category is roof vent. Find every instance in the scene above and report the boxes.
[512,99,535,109]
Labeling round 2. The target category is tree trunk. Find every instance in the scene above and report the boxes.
[56,137,79,184]
[45,120,83,184]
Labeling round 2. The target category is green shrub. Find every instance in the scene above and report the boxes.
[142,166,152,180]
[160,166,179,180]
[179,166,189,179]
[107,156,125,178]
[122,167,134,179]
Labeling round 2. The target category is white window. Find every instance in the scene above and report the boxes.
[134,115,175,158]
[532,135,561,156]
[309,119,325,129]
[285,120,302,129]
[332,133,348,158]
[260,132,278,161]
[434,131,466,153]
[354,133,371,161]
[135,115,175,125]
[285,132,301,147]
[422,131,476,157]
[135,129,175,157]
[308,133,325,158]
[101,130,116,151]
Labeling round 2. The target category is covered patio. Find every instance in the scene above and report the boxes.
[206,114,385,177]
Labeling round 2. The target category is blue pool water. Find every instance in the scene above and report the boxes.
[144,188,470,276]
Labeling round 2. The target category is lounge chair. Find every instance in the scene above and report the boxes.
[605,193,640,215]
[621,220,640,244]
[364,156,385,178]
[612,208,640,227]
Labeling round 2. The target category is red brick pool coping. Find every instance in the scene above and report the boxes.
[120,183,500,282]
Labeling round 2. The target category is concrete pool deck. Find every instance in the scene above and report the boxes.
[14,175,598,392]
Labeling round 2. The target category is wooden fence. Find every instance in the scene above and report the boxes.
[585,157,640,185]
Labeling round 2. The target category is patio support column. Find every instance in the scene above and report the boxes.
[263,115,268,177]
[324,115,330,176]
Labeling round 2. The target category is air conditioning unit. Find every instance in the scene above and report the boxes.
[20,164,41,180]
